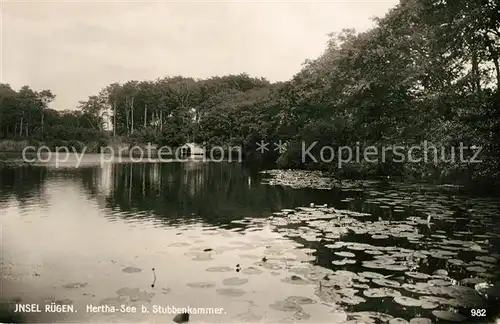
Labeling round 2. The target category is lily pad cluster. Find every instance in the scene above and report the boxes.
[175,175,500,323]
[260,170,379,190]
[243,179,500,322]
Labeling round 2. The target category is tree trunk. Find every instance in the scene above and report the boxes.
[471,51,481,96]
[130,96,135,134]
[491,52,500,95]
[124,99,130,136]
[113,101,117,137]
[41,108,44,134]
[144,103,148,128]
[160,109,163,131]
[86,117,96,129]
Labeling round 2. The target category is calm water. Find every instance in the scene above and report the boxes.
[1,156,499,323]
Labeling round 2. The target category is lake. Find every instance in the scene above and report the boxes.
[1,155,499,323]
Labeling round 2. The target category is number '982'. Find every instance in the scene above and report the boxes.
[471,309,487,317]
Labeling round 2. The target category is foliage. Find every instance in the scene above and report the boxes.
[275,0,499,185]
[0,84,108,151]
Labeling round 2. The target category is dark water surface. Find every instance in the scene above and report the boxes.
[1,156,499,323]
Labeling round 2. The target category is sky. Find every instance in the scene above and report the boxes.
[1,0,399,110]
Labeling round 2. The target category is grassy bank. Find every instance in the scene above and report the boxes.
[0,139,106,153]
[0,138,164,157]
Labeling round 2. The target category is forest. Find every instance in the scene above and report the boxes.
[0,0,499,185]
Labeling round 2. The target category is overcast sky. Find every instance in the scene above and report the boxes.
[1,0,399,110]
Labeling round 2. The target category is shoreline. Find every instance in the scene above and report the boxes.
[2,150,499,193]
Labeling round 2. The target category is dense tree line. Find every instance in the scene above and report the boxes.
[277,0,500,184]
[0,84,108,151]
[0,0,498,185]
[97,74,276,148]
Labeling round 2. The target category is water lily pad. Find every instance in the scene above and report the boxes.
[206,266,233,272]
[372,234,390,239]
[384,265,409,271]
[405,272,430,280]
[284,296,316,305]
[365,250,384,255]
[99,297,126,307]
[358,271,385,279]
[116,287,139,296]
[341,295,366,305]
[326,242,348,249]
[255,261,282,270]
[394,296,422,307]
[362,262,384,269]
[222,277,248,286]
[240,267,263,275]
[389,318,409,324]
[216,288,245,297]
[347,243,372,251]
[372,278,401,288]
[289,267,312,276]
[420,301,438,309]
[115,287,154,302]
[447,259,465,266]
[402,283,432,294]
[432,310,467,322]
[192,253,213,261]
[420,295,453,305]
[282,275,310,285]
[461,277,484,286]
[476,256,498,264]
[348,311,395,323]
[292,310,311,320]
[409,318,432,324]
[333,259,357,266]
[187,282,216,288]
[428,279,451,286]
[62,282,88,289]
[372,257,396,265]
[269,300,302,312]
[433,269,448,276]
[122,267,142,273]
[335,251,356,258]
[363,288,401,298]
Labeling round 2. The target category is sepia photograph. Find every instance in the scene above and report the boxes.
[0,0,499,323]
